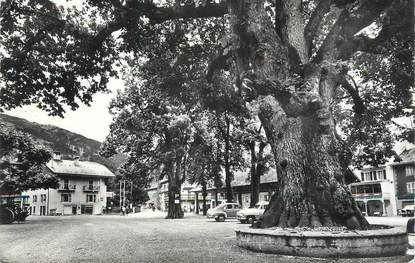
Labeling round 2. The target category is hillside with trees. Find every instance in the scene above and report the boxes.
[0,114,124,177]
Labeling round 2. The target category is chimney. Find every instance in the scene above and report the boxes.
[53,152,62,161]
[73,156,80,166]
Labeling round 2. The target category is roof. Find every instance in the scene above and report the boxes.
[403,204,415,211]
[390,147,415,166]
[46,159,115,178]
[190,169,278,192]
[230,169,277,187]
[400,148,415,162]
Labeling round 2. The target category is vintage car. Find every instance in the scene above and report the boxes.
[236,201,269,224]
[0,195,30,224]
[206,203,241,222]
[0,205,29,224]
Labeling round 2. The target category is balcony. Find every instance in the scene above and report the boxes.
[58,184,76,191]
[83,185,100,192]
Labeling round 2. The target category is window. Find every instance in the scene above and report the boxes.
[357,185,364,194]
[362,170,386,181]
[32,206,36,214]
[33,195,37,202]
[61,194,71,202]
[86,194,96,203]
[373,184,381,193]
[377,170,387,180]
[406,165,415,176]
[264,194,270,201]
[364,172,371,181]
[225,204,233,209]
[233,204,240,209]
[41,194,46,202]
[363,185,373,194]
[64,179,69,188]
[87,180,93,190]
[407,182,415,194]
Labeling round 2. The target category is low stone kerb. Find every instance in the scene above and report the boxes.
[235,226,408,258]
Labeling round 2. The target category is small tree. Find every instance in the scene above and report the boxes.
[0,126,57,194]
[238,117,273,207]
[187,116,223,215]
[101,79,193,218]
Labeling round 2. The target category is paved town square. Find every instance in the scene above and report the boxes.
[0,212,413,263]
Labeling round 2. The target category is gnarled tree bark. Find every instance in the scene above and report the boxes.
[226,0,373,229]
[166,156,184,219]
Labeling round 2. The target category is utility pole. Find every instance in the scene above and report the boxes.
[130,181,133,201]
[123,180,126,207]
[119,180,122,210]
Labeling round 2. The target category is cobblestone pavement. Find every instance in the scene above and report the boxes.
[0,211,413,263]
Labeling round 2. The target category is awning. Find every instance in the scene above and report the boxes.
[403,205,415,211]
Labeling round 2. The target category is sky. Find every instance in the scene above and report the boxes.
[6,78,124,142]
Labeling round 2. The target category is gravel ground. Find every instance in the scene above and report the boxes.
[0,211,413,263]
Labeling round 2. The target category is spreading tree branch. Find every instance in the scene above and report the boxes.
[147,2,227,23]
[304,0,332,57]
[314,0,394,63]
[340,74,365,115]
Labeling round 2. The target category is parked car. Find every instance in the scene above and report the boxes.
[398,207,415,217]
[0,205,29,224]
[237,201,269,224]
[206,203,241,222]
[407,217,415,233]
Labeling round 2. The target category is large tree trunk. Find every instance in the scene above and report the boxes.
[249,141,260,208]
[227,0,369,229]
[166,159,184,219]
[224,115,234,203]
[202,181,207,215]
[255,95,368,229]
[249,141,266,208]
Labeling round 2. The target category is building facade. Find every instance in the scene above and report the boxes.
[391,148,415,210]
[24,154,115,216]
[349,165,397,216]
[145,169,277,213]
[348,147,415,216]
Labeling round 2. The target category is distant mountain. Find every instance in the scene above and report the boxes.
[0,114,124,173]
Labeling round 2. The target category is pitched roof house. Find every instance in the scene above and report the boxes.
[24,153,115,216]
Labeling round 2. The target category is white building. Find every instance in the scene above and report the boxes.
[24,154,115,216]
[349,165,397,216]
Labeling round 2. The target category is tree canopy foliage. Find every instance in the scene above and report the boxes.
[1,0,412,163]
[0,125,57,194]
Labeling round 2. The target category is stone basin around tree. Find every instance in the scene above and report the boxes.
[235,225,409,258]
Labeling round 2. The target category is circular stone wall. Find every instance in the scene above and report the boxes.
[236,226,408,258]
